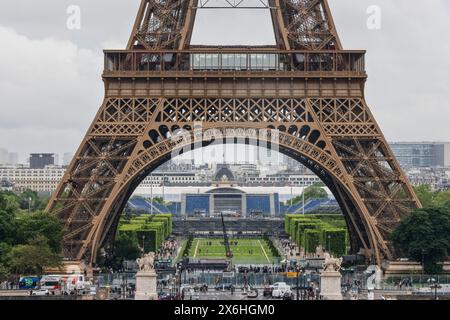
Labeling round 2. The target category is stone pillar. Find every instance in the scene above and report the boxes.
[320,271,343,300]
[135,270,158,300]
[375,267,383,290]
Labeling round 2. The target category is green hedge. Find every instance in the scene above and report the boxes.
[304,230,321,254]
[117,214,173,253]
[322,228,347,257]
[295,221,324,247]
[285,214,349,256]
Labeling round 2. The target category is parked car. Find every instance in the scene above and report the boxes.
[159,293,176,300]
[89,285,97,296]
[248,289,259,299]
[271,282,292,299]
[263,286,274,297]
[180,285,195,295]
[282,292,293,300]
[215,284,233,291]
[31,289,50,296]
[194,284,208,292]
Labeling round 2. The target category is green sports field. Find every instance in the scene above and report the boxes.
[188,238,279,264]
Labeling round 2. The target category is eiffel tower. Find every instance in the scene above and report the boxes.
[46,0,421,267]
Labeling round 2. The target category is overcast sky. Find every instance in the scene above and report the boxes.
[0,0,449,163]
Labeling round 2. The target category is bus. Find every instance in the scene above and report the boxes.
[40,275,62,291]
[19,276,40,290]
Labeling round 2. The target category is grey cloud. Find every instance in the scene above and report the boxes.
[0,0,449,162]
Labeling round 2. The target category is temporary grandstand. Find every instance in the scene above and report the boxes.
[285,199,341,215]
[127,196,171,214]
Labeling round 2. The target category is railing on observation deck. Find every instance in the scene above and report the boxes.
[103,49,366,76]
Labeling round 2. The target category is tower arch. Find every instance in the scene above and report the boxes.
[46,0,421,266]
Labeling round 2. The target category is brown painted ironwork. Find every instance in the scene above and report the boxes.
[46,0,421,266]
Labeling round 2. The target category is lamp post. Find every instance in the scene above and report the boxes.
[121,273,126,300]
[142,235,146,254]
[428,278,441,300]
[150,174,154,215]
[327,235,331,253]
[421,249,425,276]
[297,266,300,300]
[162,174,166,203]
[178,264,183,300]
[302,183,305,215]
[301,268,306,300]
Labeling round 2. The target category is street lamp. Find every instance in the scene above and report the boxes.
[428,278,442,300]
[327,235,331,253]
[177,264,183,300]
[142,235,146,254]
[28,197,32,213]
[302,183,305,215]
[421,249,425,275]
[296,266,301,300]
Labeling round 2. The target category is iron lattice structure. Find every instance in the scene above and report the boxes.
[46,0,421,266]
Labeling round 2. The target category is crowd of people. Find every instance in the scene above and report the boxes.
[281,241,296,258]
[280,239,327,260]
[155,238,178,262]
[236,264,316,274]
[0,281,18,290]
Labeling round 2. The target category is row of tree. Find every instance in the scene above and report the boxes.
[392,186,450,274]
[0,190,63,281]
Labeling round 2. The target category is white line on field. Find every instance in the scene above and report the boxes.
[258,240,271,263]
[193,239,200,258]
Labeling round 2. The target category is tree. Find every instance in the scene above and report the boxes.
[17,189,48,212]
[16,211,64,253]
[113,232,141,261]
[152,197,164,204]
[286,184,328,206]
[0,265,9,282]
[413,185,435,208]
[391,207,450,274]
[433,190,450,211]
[7,236,61,275]
[0,242,12,281]
[0,242,12,266]
[0,192,18,245]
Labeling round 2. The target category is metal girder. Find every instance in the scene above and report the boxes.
[45,0,421,267]
[195,0,272,8]
[127,0,341,50]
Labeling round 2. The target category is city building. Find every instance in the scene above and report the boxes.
[244,172,322,186]
[7,153,18,165]
[404,167,450,191]
[390,142,450,169]
[0,148,7,164]
[181,165,279,217]
[0,148,19,165]
[0,179,14,191]
[181,187,280,217]
[29,153,56,169]
[0,165,66,193]
[139,172,204,187]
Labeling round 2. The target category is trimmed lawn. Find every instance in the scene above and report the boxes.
[188,238,278,264]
